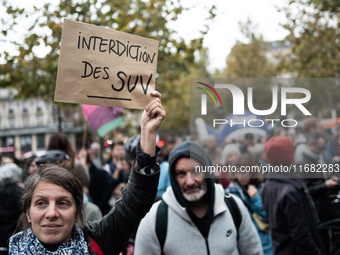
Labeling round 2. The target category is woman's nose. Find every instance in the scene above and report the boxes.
[45,204,59,219]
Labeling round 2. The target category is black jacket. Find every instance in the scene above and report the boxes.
[88,162,112,215]
[0,182,23,250]
[261,178,326,255]
[84,156,160,254]
[299,148,339,221]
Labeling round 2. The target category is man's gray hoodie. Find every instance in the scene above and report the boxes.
[134,141,263,255]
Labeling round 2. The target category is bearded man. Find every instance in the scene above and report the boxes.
[134,141,263,255]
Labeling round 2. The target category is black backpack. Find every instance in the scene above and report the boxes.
[155,194,242,253]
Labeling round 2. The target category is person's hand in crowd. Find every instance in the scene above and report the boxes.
[112,160,124,179]
[248,184,258,198]
[140,91,166,156]
[17,183,25,189]
[325,176,338,188]
[78,147,87,166]
[332,156,340,162]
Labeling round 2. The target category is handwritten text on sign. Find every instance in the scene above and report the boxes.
[55,19,159,109]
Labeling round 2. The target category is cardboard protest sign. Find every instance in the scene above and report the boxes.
[55,19,159,109]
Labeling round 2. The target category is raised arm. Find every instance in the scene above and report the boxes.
[140,91,166,156]
[85,91,166,255]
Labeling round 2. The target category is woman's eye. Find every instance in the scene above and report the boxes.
[36,201,45,206]
[59,201,69,206]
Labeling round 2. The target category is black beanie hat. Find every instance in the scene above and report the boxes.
[168,141,214,207]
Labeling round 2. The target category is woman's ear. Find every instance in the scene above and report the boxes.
[26,210,31,223]
[74,212,79,223]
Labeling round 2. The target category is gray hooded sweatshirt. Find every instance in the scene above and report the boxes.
[134,141,263,255]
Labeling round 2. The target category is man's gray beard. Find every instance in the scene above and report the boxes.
[183,181,208,202]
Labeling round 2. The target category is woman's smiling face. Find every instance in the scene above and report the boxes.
[26,181,79,251]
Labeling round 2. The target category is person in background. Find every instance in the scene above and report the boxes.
[22,155,38,186]
[249,143,268,167]
[219,143,241,189]
[73,162,102,225]
[90,142,101,169]
[109,182,127,207]
[226,156,272,255]
[240,133,254,154]
[46,133,76,170]
[157,143,174,197]
[0,163,24,255]
[261,136,326,255]
[202,135,221,166]
[47,133,76,160]
[220,144,241,166]
[103,141,128,190]
[86,151,112,216]
[301,132,338,254]
[2,155,21,167]
[295,131,326,166]
[324,124,340,166]
[295,117,323,164]
[272,127,288,138]
[121,158,131,178]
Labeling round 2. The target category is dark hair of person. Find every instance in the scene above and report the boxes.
[5,155,20,166]
[110,140,124,150]
[73,162,90,188]
[47,133,75,159]
[244,133,254,140]
[26,155,37,168]
[229,155,264,185]
[160,143,175,162]
[22,154,37,181]
[303,117,320,134]
[15,165,84,233]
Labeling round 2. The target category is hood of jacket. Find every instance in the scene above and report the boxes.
[168,141,215,209]
[163,184,227,222]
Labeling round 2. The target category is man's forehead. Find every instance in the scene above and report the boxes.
[175,157,201,168]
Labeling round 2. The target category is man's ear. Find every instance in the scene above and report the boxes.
[26,210,31,223]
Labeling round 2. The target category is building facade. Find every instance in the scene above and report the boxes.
[0,89,84,159]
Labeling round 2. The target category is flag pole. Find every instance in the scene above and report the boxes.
[82,122,88,148]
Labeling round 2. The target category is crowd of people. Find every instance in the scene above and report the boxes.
[198,116,340,255]
[1,111,340,254]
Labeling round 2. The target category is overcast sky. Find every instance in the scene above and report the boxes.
[168,0,290,72]
[2,0,290,72]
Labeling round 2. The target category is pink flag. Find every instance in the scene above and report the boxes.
[82,105,124,137]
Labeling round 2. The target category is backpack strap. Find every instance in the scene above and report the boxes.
[89,237,104,255]
[155,195,242,254]
[224,193,242,240]
[156,199,168,255]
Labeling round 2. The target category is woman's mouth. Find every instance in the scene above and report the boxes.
[43,224,62,230]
